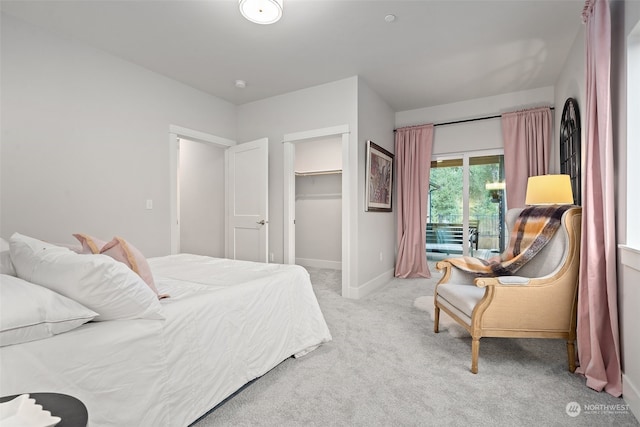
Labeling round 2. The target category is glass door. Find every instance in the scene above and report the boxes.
[469,154,506,257]
[427,151,505,261]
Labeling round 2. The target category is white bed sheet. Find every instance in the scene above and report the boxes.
[150,254,332,426]
[0,254,332,426]
[0,318,171,426]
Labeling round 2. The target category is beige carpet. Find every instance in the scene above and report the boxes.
[413,295,469,338]
[195,267,639,426]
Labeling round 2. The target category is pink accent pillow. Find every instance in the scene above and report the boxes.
[73,233,108,254]
[100,237,168,299]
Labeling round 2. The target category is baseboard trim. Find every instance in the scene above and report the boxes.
[296,258,342,270]
[351,268,394,299]
[624,373,640,423]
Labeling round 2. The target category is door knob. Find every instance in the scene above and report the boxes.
[257,220,268,225]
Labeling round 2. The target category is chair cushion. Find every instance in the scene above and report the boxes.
[436,283,485,318]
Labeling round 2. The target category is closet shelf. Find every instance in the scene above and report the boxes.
[295,169,342,177]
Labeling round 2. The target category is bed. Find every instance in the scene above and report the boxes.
[0,235,332,426]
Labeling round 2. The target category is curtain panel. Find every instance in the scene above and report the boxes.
[501,107,552,208]
[577,0,622,397]
[394,124,434,278]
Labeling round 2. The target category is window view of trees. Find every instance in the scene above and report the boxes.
[428,162,462,223]
[427,155,505,258]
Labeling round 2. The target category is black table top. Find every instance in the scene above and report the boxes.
[0,392,88,427]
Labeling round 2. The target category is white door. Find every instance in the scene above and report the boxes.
[225,138,269,262]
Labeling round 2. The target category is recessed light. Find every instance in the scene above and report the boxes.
[384,14,396,23]
[235,79,246,89]
[239,0,283,25]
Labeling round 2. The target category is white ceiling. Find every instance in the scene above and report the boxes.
[0,0,584,112]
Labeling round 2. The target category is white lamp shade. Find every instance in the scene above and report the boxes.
[525,174,574,205]
[239,0,283,25]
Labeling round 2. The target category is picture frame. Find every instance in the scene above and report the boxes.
[365,140,394,212]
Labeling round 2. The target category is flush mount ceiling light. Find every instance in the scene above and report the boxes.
[239,0,283,25]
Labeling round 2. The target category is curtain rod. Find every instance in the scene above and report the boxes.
[394,107,555,131]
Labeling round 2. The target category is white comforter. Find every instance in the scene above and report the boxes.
[0,254,332,426]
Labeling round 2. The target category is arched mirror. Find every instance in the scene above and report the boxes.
[559,98,581,205]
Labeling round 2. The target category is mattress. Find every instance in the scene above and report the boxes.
[150,254,333,426]
[0,254,332,426]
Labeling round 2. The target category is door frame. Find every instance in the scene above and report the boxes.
[283,124,351,296]
[169,125,236,255]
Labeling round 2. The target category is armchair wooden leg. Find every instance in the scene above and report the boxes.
[471,338,480,374]
[434,305,440,333]
[567,340,577,373]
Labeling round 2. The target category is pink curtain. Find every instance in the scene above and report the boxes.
[577,0,621,397]
[394,124,434,278]
[501,107,552,208]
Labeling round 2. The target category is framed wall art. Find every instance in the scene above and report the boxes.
[365,140,394,212]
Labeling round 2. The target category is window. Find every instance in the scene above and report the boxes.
[427,151,505,261]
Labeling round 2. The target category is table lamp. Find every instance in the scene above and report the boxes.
[525,174,574,205]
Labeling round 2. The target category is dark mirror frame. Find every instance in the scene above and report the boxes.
[559,98,581,206]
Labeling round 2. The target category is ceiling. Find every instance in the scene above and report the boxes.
[0,0,584,112]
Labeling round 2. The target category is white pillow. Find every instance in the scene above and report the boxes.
[0,237,16,276]
[0,274,98,347]
[9,233,164,321]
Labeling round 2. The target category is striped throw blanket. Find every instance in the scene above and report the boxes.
[445,205,572,277]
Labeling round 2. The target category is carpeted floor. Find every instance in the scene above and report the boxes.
[195,265,639,426]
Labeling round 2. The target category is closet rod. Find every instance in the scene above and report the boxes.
[394,107,555,131]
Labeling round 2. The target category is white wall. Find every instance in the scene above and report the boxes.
[612,0,640,420]
[625,7,640,250]
[236,76,358,266]
[0,14,398,299]
[295,173,342,268]
[295,137,342,173]
[396,87,555,157]
[237,76,398,297]
[553,26,586,173]
[356,77,396,293]
[0,14,236,256]
[396,87,555,127]
[179,139,225,257]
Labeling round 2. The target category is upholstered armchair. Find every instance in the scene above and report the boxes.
[433,206,582,374]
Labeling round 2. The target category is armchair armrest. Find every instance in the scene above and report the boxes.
[474,276,530,287]
[497,276,530,285]
[437,260,558,288]
[474,276,557,287]
[435,259,480,285]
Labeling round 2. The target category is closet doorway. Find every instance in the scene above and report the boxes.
[294,137,342,270]
[283,125,351,297]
